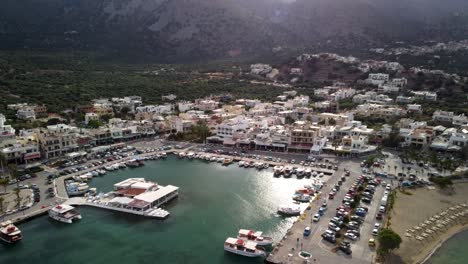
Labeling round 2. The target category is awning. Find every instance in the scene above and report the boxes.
[23,153,41,159]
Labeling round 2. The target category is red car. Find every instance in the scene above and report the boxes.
[376,213,383,220]
[329,192,335,199]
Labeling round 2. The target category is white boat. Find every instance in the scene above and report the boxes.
[0,221,22,244]
[273,166,284,176]
[255,162,264,169]
[238,161,245,167]
[217,157,224,163]
[119,163,127,168]
[104,166,114,171]
[48,204,82,224]
[296,167,305,177]
[237,229,273,246]
[187,152,195,159]
[284,166,293,178]
[224,237,266,258]
[90,171,99,177]
[311,171,317,177]
[210,156,217,162]
[305,168,312,176]
[98,170,106,175]
[263,163,269,169]
[84,172,93,179]
[278,204,301,216]
[223,158,233,166]
[178,152,186,158]
[293,193,311,203]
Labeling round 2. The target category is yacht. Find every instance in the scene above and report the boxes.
[284,166,293,178]
[296,167,305,178]
[237,229,273,246]
[48,204,82,224]
[278,204,301,216]
[224,237,266,258]
[273,165,284,176]
[0,221,22,244]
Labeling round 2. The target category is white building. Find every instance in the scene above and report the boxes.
[16,108,36,120]
[452,114,468,126]
[367,73,389,85]
[396,96,415,104]
[195,100,218,111]
[177,101,194,113]
[250,64,272,75]
[432,111,454,122]
[85,113,99,125]
[216,116,251,139]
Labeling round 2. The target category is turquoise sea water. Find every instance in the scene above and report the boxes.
[0,156,311,264]
[425,229,468,264]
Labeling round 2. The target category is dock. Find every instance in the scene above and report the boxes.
[64,197,170,219]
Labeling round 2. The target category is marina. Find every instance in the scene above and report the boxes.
[0,156,315,264]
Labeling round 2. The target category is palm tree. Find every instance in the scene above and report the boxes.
[14,187,21,209]
[0,152,6,178]
[394,165,398,174]
[7,164,20,187]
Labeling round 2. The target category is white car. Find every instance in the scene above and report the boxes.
[344,232,358,241]
[313,214,321,222]
[385,185,391,191]
[374,223,381,229]
[379,206,386,213]
[372,229,379,236]
[328,222,341,232]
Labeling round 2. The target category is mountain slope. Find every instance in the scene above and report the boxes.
[0,0,467,62]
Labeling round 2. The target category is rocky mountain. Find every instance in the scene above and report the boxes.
[0,0,467,62]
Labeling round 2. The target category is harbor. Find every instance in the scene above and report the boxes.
[0,155,318,264]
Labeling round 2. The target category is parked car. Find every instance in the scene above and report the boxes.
[313,214,321,222]
[321,233,336,244]
[344,232,358,241]
[303,227,311,236]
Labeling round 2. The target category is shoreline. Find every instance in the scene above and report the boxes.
[415,224,468,264]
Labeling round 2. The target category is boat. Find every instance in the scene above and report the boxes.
[293,193,312,203]
[247,161,255,168]
[296,167,305,178]
[160,152,167,158]
[255,162,264,169]
[278,204,301,216]
[273,165,283,176]
[263,163,269,169]
[311,171,317,177]
[137,160,145,166]
[237,229,273,246]
[48,204,82,224]
[284,166,293,178]
[104,166,114,171]
[178,152,186,158]
[90,171,99,177]
[66,182,90,196]
[118,163,127,168]
[223,158,233,166]
[238,161,245,167]
[98,170,106,176]
[224,237,266,258]
[187,152,195,159]
[126,160,139,168]
[305,168,312,177]
[210,156,217,162]
[0,221,22,244]
[217,157,224,163]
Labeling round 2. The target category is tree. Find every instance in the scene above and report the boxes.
[377,228,402,258]
[7,164,20,187]
[0,178,8,192]
[328,118,336,125]
[120,106,131,119]
[87,119,102,129]
[46,118,62,126]
[14,187,21,209]
[0,197,4,214]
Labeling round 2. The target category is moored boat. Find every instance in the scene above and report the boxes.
[0,221,22,244]
[48,204,82,224]
[278,204,301,216]
[284,166,293,178]
[238,161,245,167]
[273,165,284,176]
[224,237,266,258]
[237,229,273,246]
[292,193,311,203]
[223,158,233,166]
[178,152,186,158]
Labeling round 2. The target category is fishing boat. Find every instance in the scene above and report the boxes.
[237,229,273,246]
[278,204,301,216]
[292,193,312,203]
[224,238,266,258]
[223,158,233,166]
[48,204,82,224]
[66,182,90,196]
[0,221,22,244]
